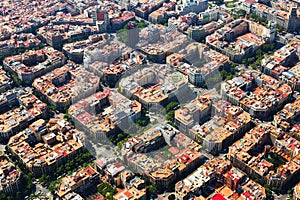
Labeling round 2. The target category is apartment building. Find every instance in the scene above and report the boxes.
[188,103,252,153]
[175,158,266,199]
[0,33,41,57]
[0,0,64,40]
[273,97,300,131]
[148,2,176,24]
[0,154,23,195]
[119,64,188,110]
[113,186,147,200]
[37,24,99,49]
[122,124,204,189]
[88,51,146,87]
[261,41,300,91]
[137,24,188,63]
[251,2,300,32]
[63,33,111,63]
[128,0,166,19]
[175,0,208,15]
[7,118,84,177]
[0,88,47,140]
[206,19,276,63]
[174,94,213,135]
[221,71,292,120]
[33,61,100,111]
[3,47,67,84]
[229,123,300,190]
[56,166,100,199]
[294,182,300,200]
[69,90,141,140]
[0,67,13,93]
[166,43,230,87]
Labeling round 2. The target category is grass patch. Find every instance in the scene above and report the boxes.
[265,152,287,171]
[161,148,171,158]
[97,183,117,200]
[226,2,236,7]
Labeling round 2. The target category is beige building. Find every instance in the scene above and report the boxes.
[7,118,84,177]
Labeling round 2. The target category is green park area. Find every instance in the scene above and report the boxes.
[225,2,236,8]
[97,183,118,200]
[265,152,287,171]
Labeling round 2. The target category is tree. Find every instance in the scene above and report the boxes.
[39,174,47,184]
[230,67,236,74]
[262,42,275,53]
[277,26,284,33]
[247,57,255,64]
[165,102,179,112]
[231,62,238,67]
[11,74,22,86]
[138,20,147,28]
[48,182,58,193]
[220,69,227,80]
[250,64,256,69]
[157,18,168,25]
[166,110,175,122]
[168,194,176,200]
[63,112,72,122]
[16,192,21,199]
[147,183,158,193]
[98,183,117,200]
[264,184,272,198]
[236,9,246,16]
[0,194,7,200]
[116,28,126,34]
[226,74,234,80]
[136,119,148,126]
[256,49,263,57]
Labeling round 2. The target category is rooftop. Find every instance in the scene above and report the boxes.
[120,64,188,103]
[206,19,271,56]
[8,118,84,170]
[229,123,300,182]
[57,166,99,197]
[3,47,66,76]
[0,88,47,136]
[69,90,141,135]
[222,71,292,115]
[33,61,100,104]
[0,66,12,92]
[0,155,21,192]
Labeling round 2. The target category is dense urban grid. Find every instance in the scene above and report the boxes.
[0,0,300,199]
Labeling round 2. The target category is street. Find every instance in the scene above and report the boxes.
[34,182,53,200]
